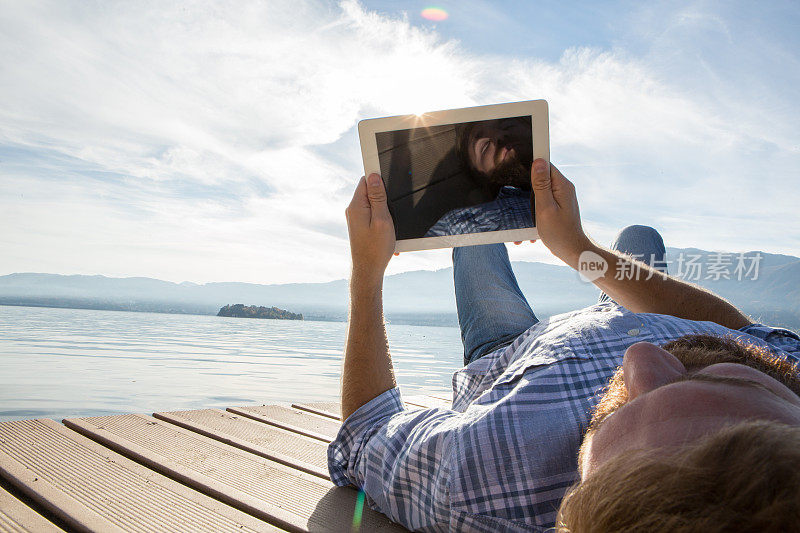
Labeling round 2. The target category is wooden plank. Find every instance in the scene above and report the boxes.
[0,419,282,533]
[0,440,121,533]
[293,396,454,422]
[425,392,454,403]
[64,414,406,533]
[0,483,64,533]
[291,402,340,420]
[153,409,328,480]
[404,395,453,410]
[228,406,340,442]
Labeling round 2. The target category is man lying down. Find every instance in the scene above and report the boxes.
[331,158,800,532]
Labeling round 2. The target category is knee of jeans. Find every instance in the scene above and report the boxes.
[617,225,663,244]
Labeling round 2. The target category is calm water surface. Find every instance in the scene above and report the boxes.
[0,306,462,422]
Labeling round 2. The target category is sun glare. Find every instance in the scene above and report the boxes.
[421,7,448,22]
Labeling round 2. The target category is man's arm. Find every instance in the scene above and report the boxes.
[341,173,397,420]
[530,159,751,330]
[333,174,457,530]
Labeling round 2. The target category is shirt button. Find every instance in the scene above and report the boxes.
[627,328,640,336]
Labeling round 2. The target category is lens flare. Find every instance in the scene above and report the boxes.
[421,7,448,21]
[352,489,365,532]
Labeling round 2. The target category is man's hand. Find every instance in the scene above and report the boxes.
[346,173,396,285]
[531,159,591,266]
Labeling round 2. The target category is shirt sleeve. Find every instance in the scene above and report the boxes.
[739,323,800,361]
[327,387,460,531]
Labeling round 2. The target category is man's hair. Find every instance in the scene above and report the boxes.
[454,122,507,200]
[455,122,481,178]
[557,420,800,532]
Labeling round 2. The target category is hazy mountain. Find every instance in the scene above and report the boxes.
[0,247,798,330]
[665,248,800,329]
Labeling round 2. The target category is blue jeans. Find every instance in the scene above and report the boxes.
[454,225,668,365]
[597,224,668,303]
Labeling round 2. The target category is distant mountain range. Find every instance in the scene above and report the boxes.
[1,247,798,330]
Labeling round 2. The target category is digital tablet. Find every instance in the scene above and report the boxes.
[358,100,549,252]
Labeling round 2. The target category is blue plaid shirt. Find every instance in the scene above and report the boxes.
[328,303,800,532]
[425,187,532,237]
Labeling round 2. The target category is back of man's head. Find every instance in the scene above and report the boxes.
[556,420,800,532]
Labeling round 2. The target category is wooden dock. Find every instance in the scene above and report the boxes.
[0,393,452,532]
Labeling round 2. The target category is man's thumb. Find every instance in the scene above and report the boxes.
[531,159,555,209]
[366,173,388,207]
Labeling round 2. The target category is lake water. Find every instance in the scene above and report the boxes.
[0,305,462,422]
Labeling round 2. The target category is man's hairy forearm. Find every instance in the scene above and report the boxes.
[340,274,396,421]
[572,242,751,330]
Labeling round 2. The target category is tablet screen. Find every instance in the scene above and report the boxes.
[375,115,534,241]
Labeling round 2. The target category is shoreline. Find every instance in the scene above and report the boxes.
[0,302,461,329]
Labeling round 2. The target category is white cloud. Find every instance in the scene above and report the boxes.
[0,0,482,281]
[0,0,797,283]
[0,0,474,181]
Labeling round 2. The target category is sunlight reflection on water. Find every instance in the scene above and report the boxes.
[0,306,462,421]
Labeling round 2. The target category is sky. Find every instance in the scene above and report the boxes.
[1,0,798,284]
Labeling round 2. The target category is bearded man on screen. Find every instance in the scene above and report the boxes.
[425,117,535,238]
[329,158,800,531]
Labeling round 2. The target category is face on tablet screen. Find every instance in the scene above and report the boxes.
[375,115,534,241]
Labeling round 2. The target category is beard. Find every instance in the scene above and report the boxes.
[588,334,800,434]
[485,138,533,191]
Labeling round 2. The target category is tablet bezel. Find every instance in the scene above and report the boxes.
[358,99,549,253]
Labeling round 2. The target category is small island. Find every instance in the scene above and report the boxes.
[217,304,303,320]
